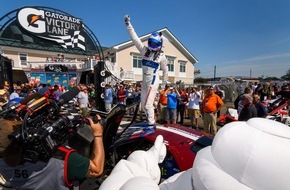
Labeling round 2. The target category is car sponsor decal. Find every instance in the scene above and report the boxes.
[156,125,201,141]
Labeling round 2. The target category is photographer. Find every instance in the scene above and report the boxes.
[0,115,105,190]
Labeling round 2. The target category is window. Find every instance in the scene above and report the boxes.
[19,53,27,66]
[166,56,175,72]
[179,61,186,73]
[133,54,142,68]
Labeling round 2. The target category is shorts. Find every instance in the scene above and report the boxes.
[81,107,89,116]
[188,109,200,119]
[166,108,177,121]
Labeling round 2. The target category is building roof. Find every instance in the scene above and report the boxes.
[113,27,198,64]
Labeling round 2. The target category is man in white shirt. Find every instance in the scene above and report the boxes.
[77,85,89,116]
[187,85,201,130]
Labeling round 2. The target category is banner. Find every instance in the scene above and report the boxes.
[17,7,86,50]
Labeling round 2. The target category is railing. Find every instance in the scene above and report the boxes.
[82,59,97,70]
[28,61,84,70]
[81,60,134,81]
[27,59,135,80]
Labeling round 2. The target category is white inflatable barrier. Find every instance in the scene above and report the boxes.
[100,118,290,190]
[99,135,166,190]
[192,118,290,190]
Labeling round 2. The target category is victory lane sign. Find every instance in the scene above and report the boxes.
[17,7,86,50]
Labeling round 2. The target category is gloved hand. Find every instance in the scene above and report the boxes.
[124,15,130,26]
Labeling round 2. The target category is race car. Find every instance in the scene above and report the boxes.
[81,102,213,189]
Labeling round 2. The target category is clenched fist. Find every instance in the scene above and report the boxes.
[124,15,130,25]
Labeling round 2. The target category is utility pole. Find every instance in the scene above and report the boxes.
[250,68,252,77]
[214,65,216,81]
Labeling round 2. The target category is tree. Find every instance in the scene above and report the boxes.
[194,77,209,83]
[264,76,280,81]
[281,68,290,80]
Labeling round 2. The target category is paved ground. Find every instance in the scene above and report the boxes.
[165,102,235,131]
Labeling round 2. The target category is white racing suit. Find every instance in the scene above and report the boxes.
[125,21,168,125]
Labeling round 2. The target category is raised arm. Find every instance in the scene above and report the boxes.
[159,54,168,83]
[124,15,144,53]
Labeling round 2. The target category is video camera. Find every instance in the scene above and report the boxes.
[5,87,92,163]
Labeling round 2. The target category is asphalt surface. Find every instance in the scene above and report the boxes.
[159,102,235,131]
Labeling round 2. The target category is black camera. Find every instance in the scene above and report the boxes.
[8,87,82,163]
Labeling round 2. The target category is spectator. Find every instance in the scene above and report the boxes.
[9,86,21,100]
[201,86,224,135]
[235,87,252,115]
[166,86,180,124]
[184,87,191,118]
[158,84,169,124]
[252,82,258,94]
[125,84,136,115]
[258,82,270,101]
[187,85,201,129]
[125,84,135,106]
[116,84,126,105]
[38,83,49,95]
[238,94,257,121]
[253,94,268,118]
[214,85,225,119]
[77,85,89,116]
[177,85,188,125]
[237,81,244,97]
[104,84,113,112]
[53,84,63,101]
[0,89,8,110]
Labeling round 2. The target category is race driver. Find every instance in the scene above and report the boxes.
[124,15,168,126]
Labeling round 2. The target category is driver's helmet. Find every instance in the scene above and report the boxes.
[148,32,163,51]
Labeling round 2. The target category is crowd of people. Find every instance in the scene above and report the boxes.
[108,80,290,136]
[1,80,289,132]
[234,81,290,122]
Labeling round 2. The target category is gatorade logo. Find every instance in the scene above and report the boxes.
[17,7,86,50]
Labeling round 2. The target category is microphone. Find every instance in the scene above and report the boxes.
[58,87,80,105]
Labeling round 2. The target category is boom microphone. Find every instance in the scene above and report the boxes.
[58,87,80,104]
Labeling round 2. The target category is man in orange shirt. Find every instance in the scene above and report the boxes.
[202,86,224,135]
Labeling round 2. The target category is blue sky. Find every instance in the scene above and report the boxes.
[2,0,290,78]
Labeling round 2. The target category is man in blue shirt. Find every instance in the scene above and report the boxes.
[166,86,180,124]
[104,84,113,112]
